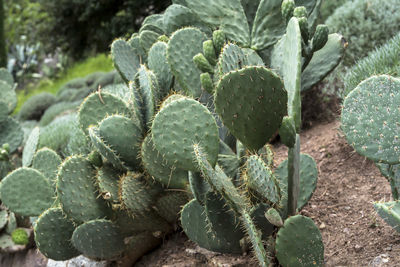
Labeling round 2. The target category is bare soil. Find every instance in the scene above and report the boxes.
[135,120,400,267]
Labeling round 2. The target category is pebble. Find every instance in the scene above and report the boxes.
[354,244,363,252]
[320,222,326,229]
[370,254,389,267]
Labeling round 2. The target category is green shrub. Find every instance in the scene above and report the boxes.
[344,32,400,96]
[319,0,348,23]
[17,92,56,121]
[326,0,400,67]
[39,0,171,58]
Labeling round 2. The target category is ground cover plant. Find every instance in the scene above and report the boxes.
[0,0,348,266]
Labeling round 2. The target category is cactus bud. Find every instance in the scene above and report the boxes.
[281,0,295,23]
[203,40,217,66]
[265,208,283,227]
[298,17,309,43]
[200,73,214,94]
[212,30,226,55]
[193,53,214,74]
[279,116,296,148]
[157,35,169,43]
[11,228,29,245]
[88,150,103,168]
[293,6,307,18]
[312,24,329,52]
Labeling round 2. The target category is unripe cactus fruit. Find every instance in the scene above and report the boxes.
[193,53,214,73]
[200,73,214,94]
[281,0,295,23]
[11,228,29,245]
[157,35,169,43]
[203,40,217,66]
[312,24,329,52]
[212,30,226,54]
[293,6,307,18]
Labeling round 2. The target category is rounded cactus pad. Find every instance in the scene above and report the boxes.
[152,97,219,171]
[218,43,247,76]
[0,117,23,154]
[148,41,173,95]
[0,81,16,114]
[154,191,190,223]
[34,208,79,261]
[215,66,287,151]
[275,215,324,267]
[342,75,400,164]
[78,92,133,135]
[167,27,207,97]
[141,134,188,189]
[98,114,142,170]
[56,156,112,224]
[374,201,400,233]
[96,164,121,203]
[111,38,140,83]
[1,168,54,216]
[119,172,162,217]
[72,219,125,260]
[22,126,39,167]
[32,148,62,191]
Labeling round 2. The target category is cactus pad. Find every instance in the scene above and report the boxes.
[249,203,275,239]
[152,97,219,171]
[167,27,206,97]
[22,126,39,166]
[96,164,121,203]
[111,39,140,83]
[0,210,8,230]
[374,201,400,233]
[56,156,112,223]
[72,219,125,260]
[139,30,160,52]
[148,42,173,95]
[32,148,62,191]
[154,191,189,223]
[218,43,247,75]
[188,171,211,205]
[215,66,287,151]
[1,168,54,216]
[141,135,188,189]
[342,75,400,164]
[34,208,79,261]
[275,215,324,267]
[98,115,142,169]
[0,117,23,154]
[78,92,132,135]
[0,81,16,113]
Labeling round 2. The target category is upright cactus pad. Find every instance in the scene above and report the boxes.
[1,168,54,216]
[96,164,121,203]
[72,219,126,260]
[167,27,207,97]
[34,208,79,261]
[0,117,23,154]
[111,39,141,83]
[215,66,287,151]
[32,148,62,191]
[152,97,219,171]
[275,215,324,267]
[342,75,400,164]
[56,156,112,223]
[148,42,173,95]
[0,81,16,114]
[218,43,248,75]
[22,126,39,167]
[374,201,400,233]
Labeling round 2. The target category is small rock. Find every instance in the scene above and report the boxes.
[370,254,389,267]
[354,244,363,252]
[384,246,392,251]
[320,223,326,229]
[343,228,350,235]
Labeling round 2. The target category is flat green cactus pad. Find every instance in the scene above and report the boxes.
[102,83,132,100]
[1,168,54,216]
[246,155,280,204]
[374,201,400,233]
[167,27,206,97]
[188,171,211,205]
[275,153,318,212]
[0,102,8,123]
[376,163,400,199]
[215,66,287,151]
[78,92,133,135]
[0,81,16,114]
[141,135,188,189]
[72,219,125,260]
[56,156,112,224]
[342,75,400,164]
[111,39,140,83]
[119,172,162,217]
[0,117,23,154]
[98,115,142,170]
[240,0,261,29]
[302,34,346,92]
[218,43,248,76]
[32,148,62,191]
[276,215,324,267]
[0,68,14,86]
[139,30,160,52]
[154,191,190,223]
[148,42,173,96]
[249,203,274,239]
[186,0,250,46]
[127,35,148,64]
[22,126,39,167]
[34,208,79,261]
[163,4,209,35]
[152,97,219,171]
[96,164,121,203]
[271,17,302,131]
[251,0,286,50]
[181,199,243,253]
[89,127,125,170]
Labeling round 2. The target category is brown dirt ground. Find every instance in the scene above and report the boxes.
[135,120,400,267]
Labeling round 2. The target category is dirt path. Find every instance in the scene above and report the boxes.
[136,120,400,267]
